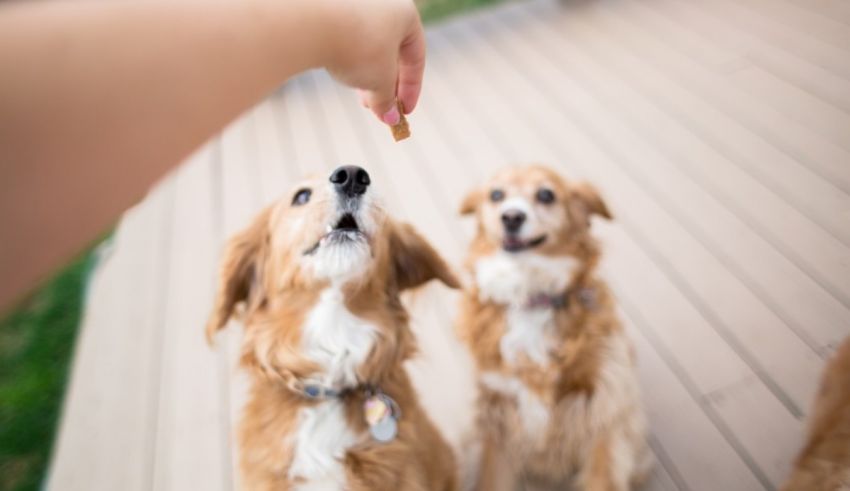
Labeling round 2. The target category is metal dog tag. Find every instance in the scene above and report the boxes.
[364,392,400,443]
[369,414,398,443]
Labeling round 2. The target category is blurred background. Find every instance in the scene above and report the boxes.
[2,0,849,490]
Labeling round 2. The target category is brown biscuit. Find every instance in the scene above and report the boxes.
[391,100,410,142]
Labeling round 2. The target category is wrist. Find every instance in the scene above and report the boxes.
[305,0,358,71]
[245,0,340,78]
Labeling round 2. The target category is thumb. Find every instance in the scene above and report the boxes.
[364,75,400,125]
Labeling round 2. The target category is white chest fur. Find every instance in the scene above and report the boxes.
[288,400,356,489]
[288,286,377,488]
[300,286,377,387]
[479,335,642,451]
[474,253,578,366]
[480,371,550,438]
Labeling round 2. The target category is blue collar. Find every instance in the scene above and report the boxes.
[301,384,345,399]
[288,380,379,400]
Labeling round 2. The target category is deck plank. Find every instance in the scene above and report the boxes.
[252,97,294,203]
[621,304,767,491]
[151,148,230,491]
[692,0,850,80]
[249,94,306,197]
[216,111,265,491]
[218,111,263,233]
[729,65,850,153]
[614,0,850,220]
[610,0,850,248]
[514,0,850,344]
[575,0,850,248]
[626,0,850,198]
[705,376,805,488]
[647,0,850,116]
[46,180,174,491]
[785,0,850,25]
[725,0,850,53]
[281,76,335,176]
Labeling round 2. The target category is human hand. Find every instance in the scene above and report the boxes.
[320,0,425,125]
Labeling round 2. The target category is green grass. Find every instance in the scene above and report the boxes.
[0,251,94,491]
[418,0,509,23]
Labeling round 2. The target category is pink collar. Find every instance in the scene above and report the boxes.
[524,287,597,310]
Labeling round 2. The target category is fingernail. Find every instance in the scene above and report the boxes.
[382,105,400,126]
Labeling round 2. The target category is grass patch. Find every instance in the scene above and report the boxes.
[0,251,94,491]
[418,0,510,23]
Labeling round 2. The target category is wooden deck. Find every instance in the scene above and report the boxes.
[47,0,850,489]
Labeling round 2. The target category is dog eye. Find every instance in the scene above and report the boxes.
[490,189,505,202]
[291,188,311,206]
[536,188,555,204]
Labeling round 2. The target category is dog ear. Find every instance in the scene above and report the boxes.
[390,222,461,291]
[205,208,271,344]
[459,188,482,215]
[572,182,613,222]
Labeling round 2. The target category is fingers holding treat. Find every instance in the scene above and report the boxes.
[390,100,410,142]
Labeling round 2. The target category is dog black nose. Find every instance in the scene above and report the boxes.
[330,165,370,197]
[501,210,526,233]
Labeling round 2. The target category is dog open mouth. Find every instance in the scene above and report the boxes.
[502,234,546,253]
[304,213,366,255]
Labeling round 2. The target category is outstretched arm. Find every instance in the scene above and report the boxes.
[0,0,425,309]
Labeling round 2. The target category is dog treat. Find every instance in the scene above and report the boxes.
[391,100,410,142]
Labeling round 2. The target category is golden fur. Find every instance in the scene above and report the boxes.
[781,337,850,491]
[207,173,459,490]
[456,165,651,490]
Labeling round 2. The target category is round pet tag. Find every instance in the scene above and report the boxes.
[365,397,390,426]
[369,415,398,443]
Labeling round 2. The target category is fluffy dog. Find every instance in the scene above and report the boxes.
[781,337,850,491]
[456,165,651,491]
[207,166,459,490]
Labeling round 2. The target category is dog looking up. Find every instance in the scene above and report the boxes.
[207,166,459,490]
[456,165,651,491]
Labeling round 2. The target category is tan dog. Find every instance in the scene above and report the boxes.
[781,337,850,491]
[456,165,651,491]
[207,166,459,490]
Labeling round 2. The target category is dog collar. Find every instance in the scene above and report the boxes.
[287,379,361,400]
[285,378,352,400]
[286,381,401,443]
[524,286,597,310]
[300,384,345,399]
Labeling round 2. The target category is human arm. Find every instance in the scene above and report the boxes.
[0,0,425,310]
